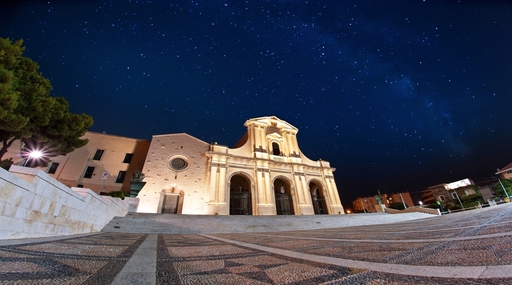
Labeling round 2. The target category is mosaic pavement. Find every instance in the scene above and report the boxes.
[1,205,512,284]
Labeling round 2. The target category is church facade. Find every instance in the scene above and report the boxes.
[137,116,344,215]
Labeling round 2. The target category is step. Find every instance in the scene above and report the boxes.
[102,212,434,234]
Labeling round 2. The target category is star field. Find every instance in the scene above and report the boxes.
[1,0,511,206]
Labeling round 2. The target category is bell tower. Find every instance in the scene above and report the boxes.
[244,116,300,160]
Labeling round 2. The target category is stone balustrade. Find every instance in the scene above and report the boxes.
[0,165,137,239]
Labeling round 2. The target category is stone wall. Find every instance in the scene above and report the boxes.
[138,133,210,214]
[0,166,135,240]
[385,206,441,215]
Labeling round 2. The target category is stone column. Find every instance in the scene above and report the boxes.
[218,164,227,203]
[281,130,294,157]
[290,131,299,155]
[248,125,256,151]
[256,168,265,204]
[264,169,272,204]
[302,174,313,206]
[293,169,305,205]
[254,124,266,152]
[252,125,260,150]
[207,162,218,203]
[325,175,344,214]
[328,176,343,208]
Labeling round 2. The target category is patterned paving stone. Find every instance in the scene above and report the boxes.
[156,234,358,284]
[0,233,146,285]
[1,205,512,284]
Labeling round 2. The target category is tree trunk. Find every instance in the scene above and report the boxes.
[0,137,18,160]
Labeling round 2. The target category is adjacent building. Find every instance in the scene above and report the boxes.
[352,192,414,213]
[421,178,477,207]
[496,162,512,180]
[4,132,150,194]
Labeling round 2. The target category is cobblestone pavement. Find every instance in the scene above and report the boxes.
[1,205,512,284]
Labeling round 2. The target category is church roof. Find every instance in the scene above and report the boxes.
[496,162,512,174]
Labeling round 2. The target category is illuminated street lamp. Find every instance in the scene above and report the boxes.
[23,150,43,167]
[419,201,423,207]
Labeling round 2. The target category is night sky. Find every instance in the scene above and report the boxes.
[2,0,511,208]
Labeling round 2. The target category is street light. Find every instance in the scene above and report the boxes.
[23,150,43,167]
[498,179,509,199]
[399,193,407,209]
[419,201,423,207]
[452,190,465,210]
[361,199,367,213]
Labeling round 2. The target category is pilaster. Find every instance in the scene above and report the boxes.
[218,163,227,203]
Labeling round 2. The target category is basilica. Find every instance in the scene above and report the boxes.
[136,116,344,215]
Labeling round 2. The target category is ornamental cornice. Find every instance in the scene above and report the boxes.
[207,151,335,172]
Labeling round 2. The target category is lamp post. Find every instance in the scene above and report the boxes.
[498,179,509,199]
[399,193,407,209]
[452,190,465,210]
[23,150,43,167]
[419,201,423,207]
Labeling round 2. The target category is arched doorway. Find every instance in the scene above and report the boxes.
[310,181,328,215]
[160,189,184,214]
[229,174,252,215]
[274,178,294,215]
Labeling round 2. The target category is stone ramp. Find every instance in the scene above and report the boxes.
[102,212,434,234]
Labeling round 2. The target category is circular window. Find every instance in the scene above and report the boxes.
[169,156,189,171]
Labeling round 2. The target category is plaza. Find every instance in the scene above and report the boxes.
[1,204,511,284]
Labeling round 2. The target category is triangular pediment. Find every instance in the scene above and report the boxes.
[244,116,298,132]
[267,132,284,141]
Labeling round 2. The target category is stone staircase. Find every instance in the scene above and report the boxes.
[101,212,434,234]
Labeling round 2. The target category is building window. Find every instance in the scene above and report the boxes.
[84,166,95,178]
[48,162,59,174]
[272,142,281,155]
[168,155,189,171]
[123,153,133,163]
[171,158,187,170]
[116,171,127,183]
[93,149,105,160]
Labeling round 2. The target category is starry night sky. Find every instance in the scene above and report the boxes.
[2,0,511,207]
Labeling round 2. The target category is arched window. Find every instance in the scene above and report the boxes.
[272,142,281,155]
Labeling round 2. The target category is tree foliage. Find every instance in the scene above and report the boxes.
[494,179,512,198]
[0,158,13,170]
[460,193,484,208]
[388,202,405,210]
[101,190,126,200]
[0,38,93,162]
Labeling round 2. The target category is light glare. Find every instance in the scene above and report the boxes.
[29,150,43,159]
